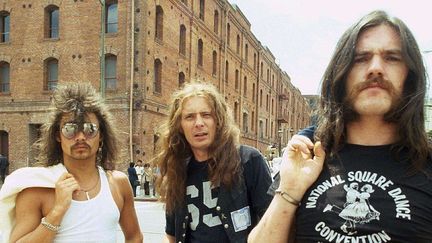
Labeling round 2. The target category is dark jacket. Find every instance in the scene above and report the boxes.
[0,155,9,170]
[166,145,273,243]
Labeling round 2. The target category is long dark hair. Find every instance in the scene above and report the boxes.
[155,81,241,214]
[316,10,430,172]
[36,82,119,170]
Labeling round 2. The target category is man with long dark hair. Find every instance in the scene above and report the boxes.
[249,10,432,242]
[155,81,272,243]
[0,83,143,242]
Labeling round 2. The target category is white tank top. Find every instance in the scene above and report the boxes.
[54,167,120,243]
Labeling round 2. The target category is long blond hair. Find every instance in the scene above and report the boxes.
[155,81,241,213]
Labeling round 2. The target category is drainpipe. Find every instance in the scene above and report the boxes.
[129,0,135,162]
[99,0,106,97]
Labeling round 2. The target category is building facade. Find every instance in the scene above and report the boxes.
[0,0,310,172]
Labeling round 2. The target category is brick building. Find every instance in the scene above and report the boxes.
[0,0,310,173]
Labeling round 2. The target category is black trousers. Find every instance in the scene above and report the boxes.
[144,181,150,195]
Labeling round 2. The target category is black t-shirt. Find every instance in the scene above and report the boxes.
[295,144,432,242]
[184,157,230,243]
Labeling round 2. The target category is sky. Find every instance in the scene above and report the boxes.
[228,0,432,95]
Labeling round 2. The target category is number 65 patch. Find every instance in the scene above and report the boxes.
[230,206,251,232]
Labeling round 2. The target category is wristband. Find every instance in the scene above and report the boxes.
[275,189,301,206]
[41,217,60,232]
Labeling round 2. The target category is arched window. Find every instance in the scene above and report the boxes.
[106,1,118,33]
[234,102,239,122]
[251,111,255,131]
[45,5,59,39]
[155,6,163,41]
[252,83,255,102]
[178,72,185,87]
[235,69,239,90]
[199,0,205,20]
[225,60,229,83]
[212,51,217,76]
[260,89,263,107]
[0,11,10,42]
[154,59,162,93]
[253,53,257,71]
[0,61,10,93]
[44,58,58,90]
[105,54,117,90]
[179,25,186,55]
[245,44,248,62]
[213,10,219,34]
[236,35,240,54]
[243,112,248,133]
[226,23,230,46]
[197,39,203,67]
[243,76,247,97]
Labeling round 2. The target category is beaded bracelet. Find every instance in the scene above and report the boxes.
[41,217,60,232]
[275,189,301,207]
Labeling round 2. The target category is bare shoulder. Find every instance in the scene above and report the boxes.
[105,170,129,185]
[16,187,55,215]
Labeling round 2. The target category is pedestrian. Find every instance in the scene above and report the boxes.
[0,153,9,183]
[155,81,273,243]
[0,82,143,242]
[128,162,139,197]
[143,163,152,196]
[135,159,144,196]
[248,10,432,242]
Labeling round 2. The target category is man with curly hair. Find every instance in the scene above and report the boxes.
[0,82,143,242]
[155,81,272,243]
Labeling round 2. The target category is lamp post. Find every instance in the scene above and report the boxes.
[278,129,283,157]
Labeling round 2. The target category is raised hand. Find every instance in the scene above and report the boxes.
[278,135,326,201]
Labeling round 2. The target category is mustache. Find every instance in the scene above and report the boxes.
[353,77,393,93]
[71,143,91,149]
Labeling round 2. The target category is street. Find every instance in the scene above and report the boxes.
[116,200,165,243]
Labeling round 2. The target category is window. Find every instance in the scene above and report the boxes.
[235,69,239,90]
[234,102,238,122]
[212,51,217,76]
[243,112,248,133]
[105,54,117,90]
[0,62,10,93]
[213,10,219,34]
[106,1,118,33]
[178,72,185,87]
[260,62,263,78]
[252,83,255,102]
[155,6,163,41]
[236,35,240,54]
[225,60,229,83]
[197,39,203,67]
[45,5,59,39]
[44,58,58,91]
[245,44,248,62]
[179,25,186,55]
[243,76,247,96]
[226,23,230,46]
[253,53,256,71]
[0,12,10,42]
[199,0,205,20]
[260,89,263,107]
[154,59,162,93]
[259,120,264,138]
[251,111,255,131]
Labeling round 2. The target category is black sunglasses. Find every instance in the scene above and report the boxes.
[61,122,99,139]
